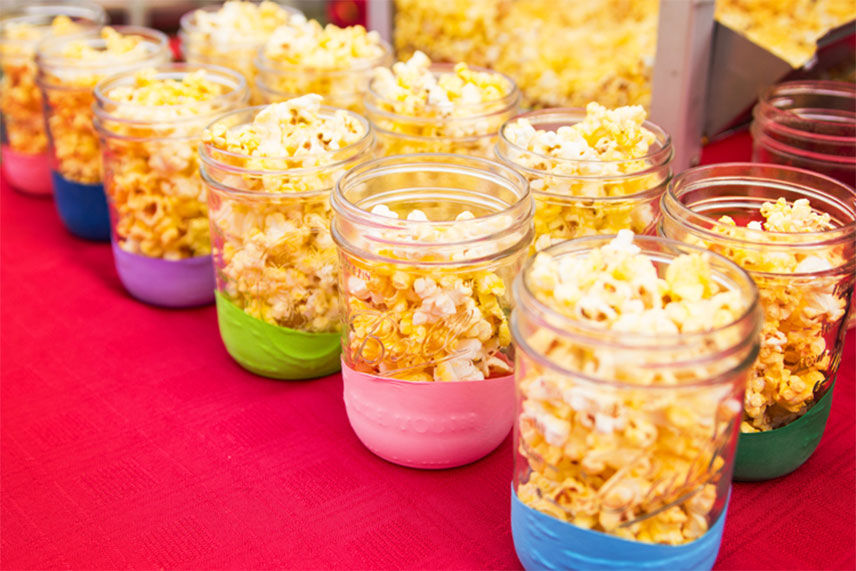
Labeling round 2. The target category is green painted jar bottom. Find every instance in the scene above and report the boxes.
[734,379,835,481]
[214,291,342,380]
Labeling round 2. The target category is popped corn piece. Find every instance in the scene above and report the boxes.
[366,51,518,156]
[498,105,668,249]
[516,233,752,544]
[203,96,368,333]
[714,197,848,431]
[98,68,243,259]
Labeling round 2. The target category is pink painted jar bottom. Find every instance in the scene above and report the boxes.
[341,359,515,469]
[1,145,52,196]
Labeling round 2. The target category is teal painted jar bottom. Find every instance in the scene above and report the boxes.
[734,379,835,481]
[511,486,728,570]
[214,291,341,380]
[51,171,110,241]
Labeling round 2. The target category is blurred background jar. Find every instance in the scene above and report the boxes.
[511,234,761,569]
[332,154,533,468]
[199,102,373,380]
[255,15,392,112]
[661,163,856,480]
[94,63,248,307]
[364,54,520,157]
[0,1,106,196]
[36,26,170,240]
[496,107,673,251]
[179,0,300,102]
[752,81,855,189]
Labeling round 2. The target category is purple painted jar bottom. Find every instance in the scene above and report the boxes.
[112,242,215,308]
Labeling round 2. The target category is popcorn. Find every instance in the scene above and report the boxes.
[0,15,87,154]
[202,95,369,332]
[38,27,169,184]
[498,104,669,251]
[515,232,752,544]
[340,206,519,382]
[713,198,848,431]
[97,68,246,260]
[257,15,390,110]
[366,51,518,156]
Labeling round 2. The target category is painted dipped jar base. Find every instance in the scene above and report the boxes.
[1,146,52,196]
[51,171,110,241]
[215,291,341,380]
[511,487,728,570]
[341,359,514,469]
[112,243,215,308]
[734,379,835,481]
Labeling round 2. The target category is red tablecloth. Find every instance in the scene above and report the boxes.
[2,135,854,569]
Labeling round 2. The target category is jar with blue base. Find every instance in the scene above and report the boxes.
[510,233,761,569]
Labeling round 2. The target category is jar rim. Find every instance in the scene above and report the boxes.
[178,3,302,47]
[254,38,393,76]
[0,2,106,46]
[663,162,856,256]
[757,80,856,131]
[751,124,856,167]
[364,62,521,124]
[92,63,249,136]
[512,234,762,388]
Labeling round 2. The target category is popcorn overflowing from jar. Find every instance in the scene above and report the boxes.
[365,51,519,156]
[202,94,370,333]
[497,103,673,251]
[513,231,760,545]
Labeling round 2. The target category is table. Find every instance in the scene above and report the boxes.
[2,134,854,569]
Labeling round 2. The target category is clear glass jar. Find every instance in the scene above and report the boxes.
[199,105,373,379]
[0,1,105,195]
[511,235,760,562]
[332,154,533,382]
[752,81,856,189]
[661,163,856,437]
[36,26,170,240]
[364,63,520,157]
[496,108,673,251]
[255,41,392,112]
[93,64,248,307]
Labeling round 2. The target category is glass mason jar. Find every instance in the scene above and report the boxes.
[0,1,105,196]
[93,64,249,308]
[511,235,761,568]
[496,108,673,252]
[364,63,520,157]
[179,2,301,102]
[752,81,856,189]
[200,105,373,380]
[661,163,856,479]
[255,41,393,112]
[332,154,534,468]
[36,26,170,240]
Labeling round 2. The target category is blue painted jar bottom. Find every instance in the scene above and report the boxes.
[51,171,110,241]
[511,486,728,570]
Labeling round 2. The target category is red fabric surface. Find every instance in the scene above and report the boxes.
[1,135,854,569]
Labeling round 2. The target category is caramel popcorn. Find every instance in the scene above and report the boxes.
[257,14,390,110]
[714,198,849,431]
[203,95,369,333]
[97,68,246,260]
[366,50,518,156]
[0,15,87,154]
[498,103,669,251]
[38,27,169,184]
[515,231,753,544]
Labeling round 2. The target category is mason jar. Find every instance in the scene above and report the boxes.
[364,62,520,157]
[332,154,534,468]
[36,26,170,240]
[199,104,373,380]
[496,107,673,251]
[661,163,856,480]
[0,1,105,196]
[94,63,248,307]
[511,234,761,569]
[752,81,855,189]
